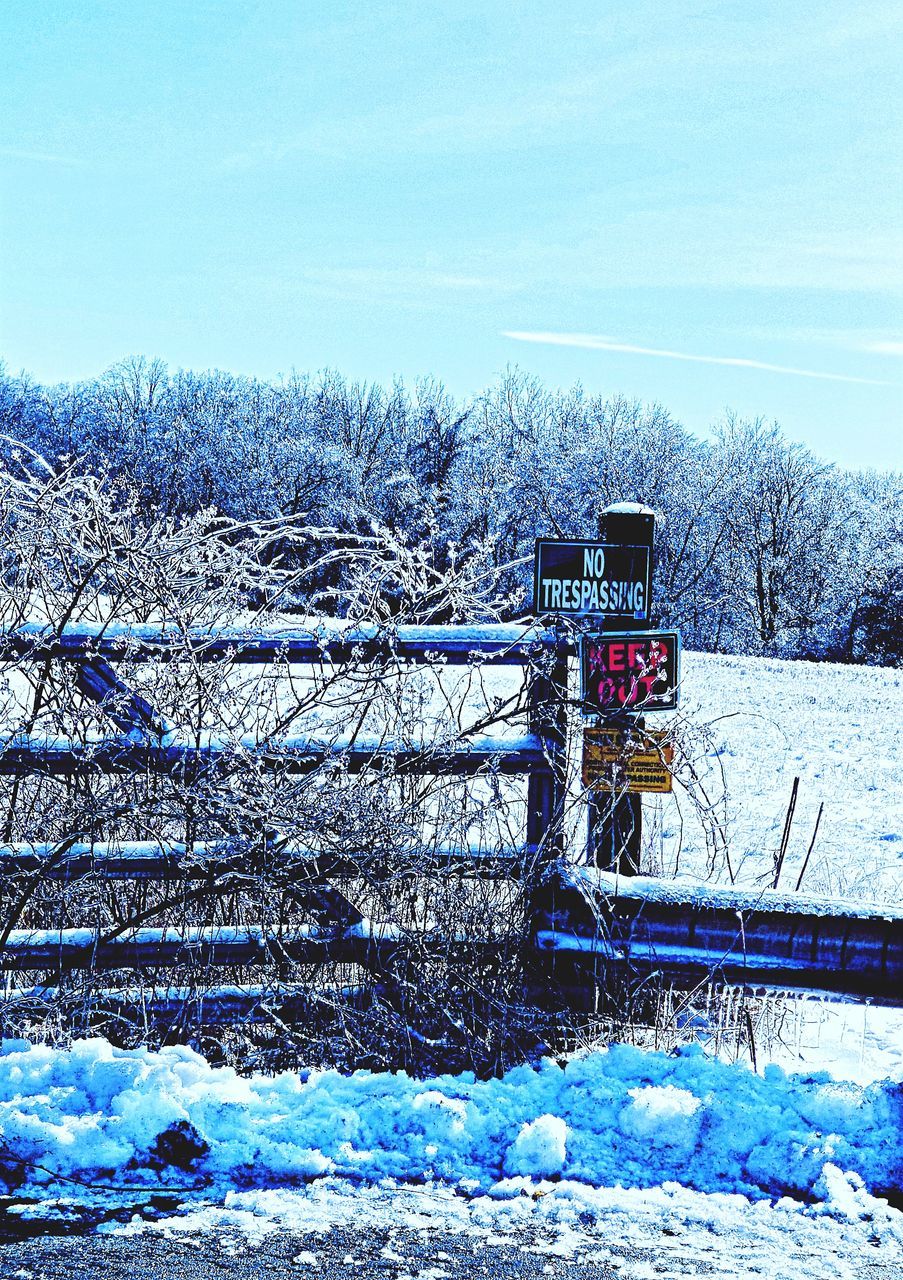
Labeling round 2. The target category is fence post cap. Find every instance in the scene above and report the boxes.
[600,502,656,518]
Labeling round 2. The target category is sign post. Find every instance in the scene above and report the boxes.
[531,504,675,876]
[585,504,659,875]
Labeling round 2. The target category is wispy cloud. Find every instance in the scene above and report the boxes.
[304,267,499,292]
[503,332,894,386]
[0,146,82,167]
[217,72,611,173]
[861,339,903,356]
[234,263,510,310]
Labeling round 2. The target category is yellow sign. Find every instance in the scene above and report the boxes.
[582,727,674,794]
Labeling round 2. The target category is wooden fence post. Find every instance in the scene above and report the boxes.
[524,627,571,1013]
[526,627,570,860]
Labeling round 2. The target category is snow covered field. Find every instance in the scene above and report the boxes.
[1,651,901,1276]
[665,652,903,904]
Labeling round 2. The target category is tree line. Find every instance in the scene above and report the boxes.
[0,356,899,663]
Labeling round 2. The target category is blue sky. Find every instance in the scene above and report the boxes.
[1,1,900,468]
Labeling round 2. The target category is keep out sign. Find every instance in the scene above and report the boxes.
[580,630,680,712]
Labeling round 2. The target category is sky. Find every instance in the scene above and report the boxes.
[0,0,901,470]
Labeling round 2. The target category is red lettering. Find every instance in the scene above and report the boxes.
[608,643,625,671]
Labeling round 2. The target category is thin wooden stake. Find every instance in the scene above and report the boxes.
[745,1007,758,1074]
[772,775,799,889]
[794,801,824,893]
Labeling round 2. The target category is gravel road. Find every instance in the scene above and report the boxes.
[2,1221,900,1280]
[2,1225,647,1279]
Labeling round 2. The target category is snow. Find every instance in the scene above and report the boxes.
[618,1084,701,1149]
[1,1036,900,1269]
[1,1037,899,1205]
[759,1000,903,1088]
[567,868,903,922]
[663,652,903,905]
[97,1178,899,1279]
[504,1114,568,1178]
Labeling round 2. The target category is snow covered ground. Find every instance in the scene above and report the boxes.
[1,650,901,1275]
[664,652,903,904]
[1,1036,901,1276]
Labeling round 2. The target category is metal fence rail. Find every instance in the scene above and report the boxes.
[0,840,533,880]
[1,621,898,1028]
[0,621,565,665]
[534,869,903,1007]
[0,732,550,777]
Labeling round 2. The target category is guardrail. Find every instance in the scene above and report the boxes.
[533,869,903,1007]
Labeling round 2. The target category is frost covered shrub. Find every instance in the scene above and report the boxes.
[0,447,565,1076]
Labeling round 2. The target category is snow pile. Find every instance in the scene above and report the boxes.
[1,1037,900,1212]
[504,1113,568,1178]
